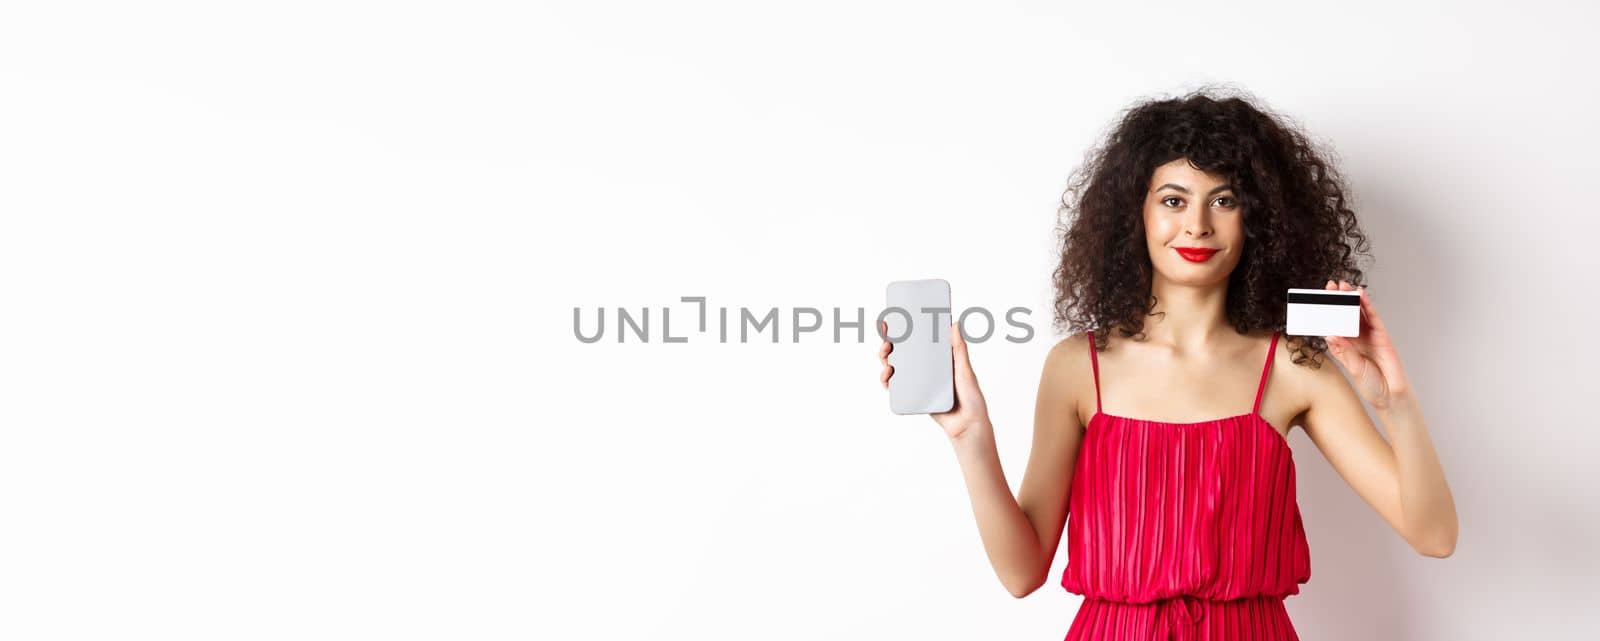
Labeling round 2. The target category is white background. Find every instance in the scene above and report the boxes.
[3,1,1597,639]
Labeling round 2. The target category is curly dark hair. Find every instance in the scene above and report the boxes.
[1052,85,1372,368]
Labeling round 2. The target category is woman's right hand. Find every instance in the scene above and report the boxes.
[878,320,992,442]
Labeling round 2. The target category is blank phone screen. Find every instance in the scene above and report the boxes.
[885,279,954,415]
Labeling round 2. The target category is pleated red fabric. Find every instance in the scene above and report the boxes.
[1062,330,1310,641]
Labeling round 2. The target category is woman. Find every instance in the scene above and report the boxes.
[877,88,1458,640]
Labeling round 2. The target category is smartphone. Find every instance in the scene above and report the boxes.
[885,279,954,415]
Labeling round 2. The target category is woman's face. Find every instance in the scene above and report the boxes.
[1142,158,1245,288]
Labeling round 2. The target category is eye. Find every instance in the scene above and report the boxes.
[1214,196,1237,208]
[1161,196,1183,208]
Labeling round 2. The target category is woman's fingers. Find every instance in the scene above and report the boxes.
[879,320,894,388]
[878,320,892,364]
[1361,291,1385,335]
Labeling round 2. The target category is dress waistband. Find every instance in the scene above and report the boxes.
[1074,594,1289,641]
[1161,594,1205,627]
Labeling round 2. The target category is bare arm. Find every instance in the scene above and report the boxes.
[880,326,1088,597]
[947,336,1086,597]
[1299,280,1458,557]
[1300,362,1457,557]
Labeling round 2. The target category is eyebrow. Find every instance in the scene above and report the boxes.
[1154,183,1234,195]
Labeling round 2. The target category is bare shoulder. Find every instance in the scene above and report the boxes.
[1038,332,1094,428]
[1270,333,1342,431]
[1043,331,1093,376]
[1047,331,1093,362]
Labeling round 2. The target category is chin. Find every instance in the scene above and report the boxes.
[1158,264,1231,287]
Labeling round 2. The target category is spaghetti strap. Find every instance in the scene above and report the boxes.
[1087,330,1102,413]
[1251,331,1280,415]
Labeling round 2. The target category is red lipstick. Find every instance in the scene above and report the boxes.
[1175,247,1219,262]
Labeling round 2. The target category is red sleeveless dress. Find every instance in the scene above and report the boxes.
[1062,331,1310,641]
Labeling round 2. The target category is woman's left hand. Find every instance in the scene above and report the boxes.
[1323,280,1413,410]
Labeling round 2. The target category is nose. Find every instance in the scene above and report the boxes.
[1184,210,1212,238]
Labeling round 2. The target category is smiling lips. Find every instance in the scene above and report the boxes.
[1175,247,1219,262]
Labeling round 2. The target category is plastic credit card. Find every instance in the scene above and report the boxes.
[1286,288,1361,337]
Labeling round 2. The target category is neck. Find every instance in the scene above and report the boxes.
[1144,275,1234,351]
